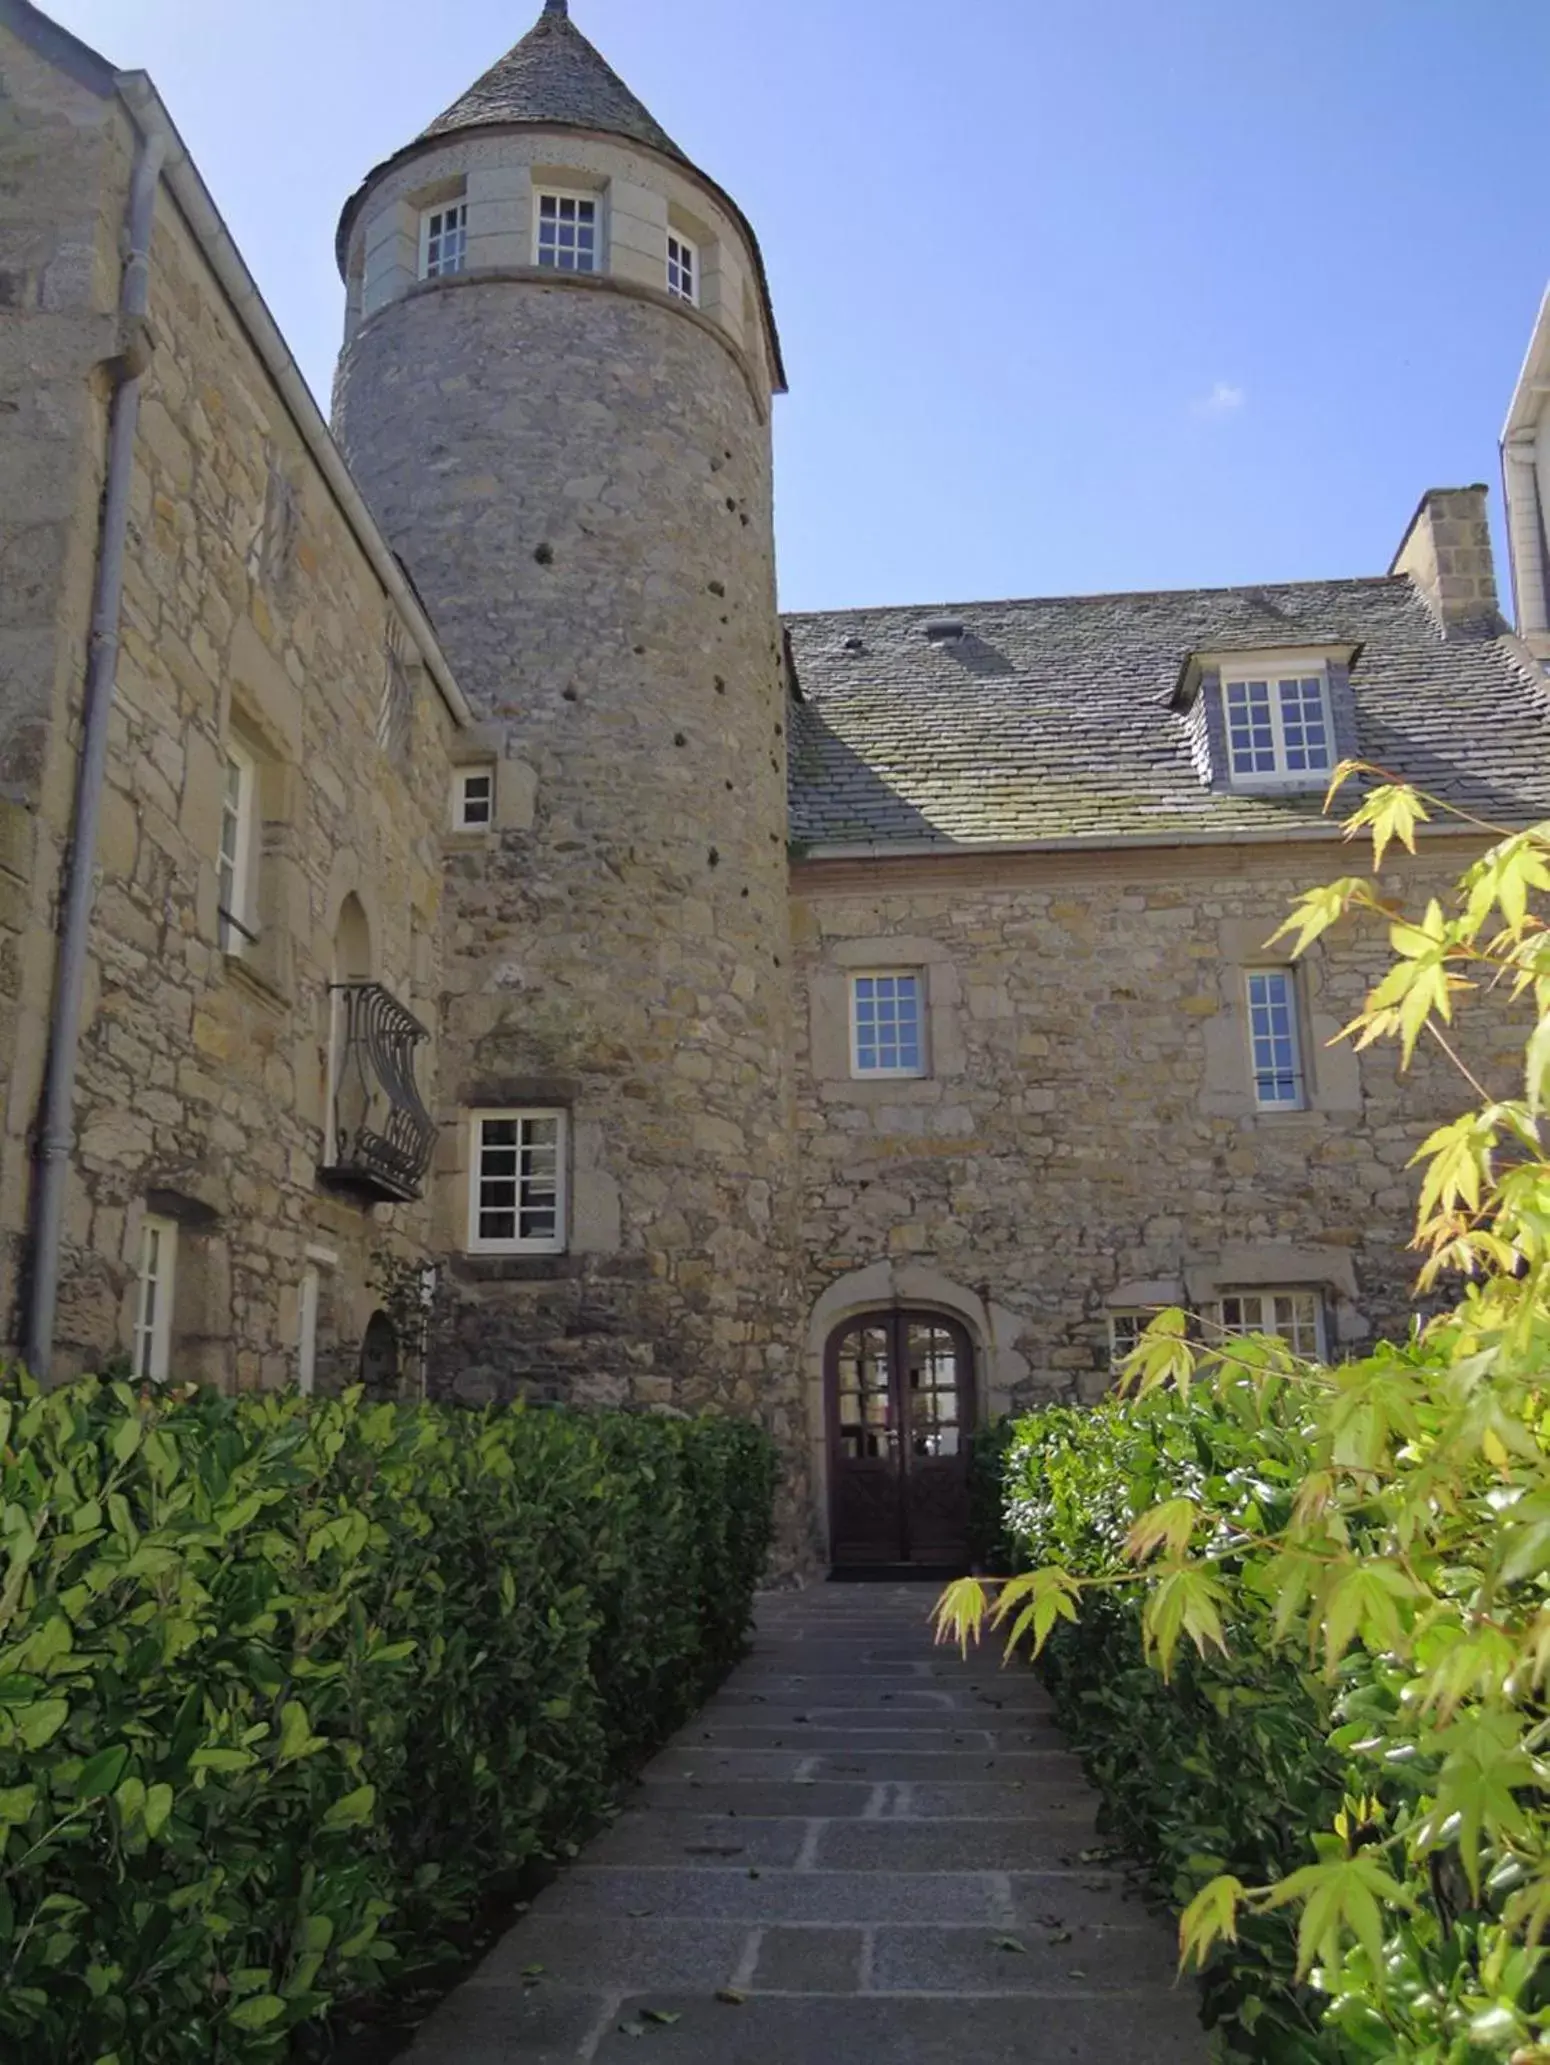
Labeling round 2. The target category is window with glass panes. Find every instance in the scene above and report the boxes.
[420,202,468,279]
[468,1111,566,1253]
[1223,670,1332,783]
[1108,1310,1151,1372]
[217,744,256,954]
[1246,968,1305,1109]
[535,193,598,272]
[666,233,697,304]
[1209,1291,1324,1359]
[851,972,925,1076]
[456,769,494,829]
[134,1216,178,1382]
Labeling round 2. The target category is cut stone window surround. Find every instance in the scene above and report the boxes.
[807,937,966,1097]
[1199,917,1361,1122]
[1172,643,1360,794]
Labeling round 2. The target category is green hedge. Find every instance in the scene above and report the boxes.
[0,1374,776,2064]
[994,1384,1355,2062]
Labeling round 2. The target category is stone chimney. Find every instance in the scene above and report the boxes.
[1389,485,1501,637]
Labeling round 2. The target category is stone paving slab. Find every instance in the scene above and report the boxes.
[403,1586,1205,2062]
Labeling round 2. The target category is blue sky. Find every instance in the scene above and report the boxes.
[45,0,1550,613]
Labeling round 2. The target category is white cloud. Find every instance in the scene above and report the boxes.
[1193,380,1247,419]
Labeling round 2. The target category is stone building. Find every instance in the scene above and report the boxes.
[3,0,1549,1567]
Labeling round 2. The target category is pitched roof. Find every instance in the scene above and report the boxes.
[421,2,687,162]
[786,577,1550,851]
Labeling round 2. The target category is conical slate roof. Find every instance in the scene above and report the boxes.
[421,1,688,163]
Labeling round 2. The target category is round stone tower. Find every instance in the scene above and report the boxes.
[332,2,802,1478]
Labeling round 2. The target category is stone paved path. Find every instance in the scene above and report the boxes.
[404,1584,1206,2062]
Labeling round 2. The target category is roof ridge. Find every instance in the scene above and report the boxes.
[782,574,1412,621]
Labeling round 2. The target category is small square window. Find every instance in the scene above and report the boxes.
[134,1215,178,1382]
[1209,1290,1324,1360]
[1108,1310,1152,1372]
[420,202,468,280]
[850,972,926,1077]
[1223,669,1333,786]
[218,741,258,955]
[667,232,698,306]
[456,769,494,830]
[1246,968,1306,1110]
[536,192,598,274]
[468,1110,568,1254]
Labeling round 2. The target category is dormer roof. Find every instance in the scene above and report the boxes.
[420,1,688,164]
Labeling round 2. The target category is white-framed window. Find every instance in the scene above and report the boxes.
[1222,666,1333,785]
[133,1216,178,1382]
[218,740,258,955]
[468,1110,568,1255]
[850,972,926,1078]
[666,232,697,305]
[297,1266,321,1398]
[419,201,468,280]
[1208,1290,1325,1361]
[535,192,598,273]
[455,768,494,830]
[1108,1310,1152,1372]
[1246,968,1306,1110]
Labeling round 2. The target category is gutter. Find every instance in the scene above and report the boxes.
[23,124,165,1376]
[113,74,474,728]
[792,820,1505,866]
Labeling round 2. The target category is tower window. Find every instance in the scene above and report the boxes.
[468,1111,568,1254]
[455,768,495,830]
[850,972,927,1078]
[420,202,468,280]
[536,193,598,273]
[667,233,698,306]
[1222,667,1333,784]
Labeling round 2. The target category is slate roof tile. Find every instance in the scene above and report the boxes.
[785,578,1550,849]
[422,3,687,162]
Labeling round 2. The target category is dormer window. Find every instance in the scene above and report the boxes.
[1222,665,1333,786]
[420,202,468,280]
[536,193,598,273]
[666,232,697,305]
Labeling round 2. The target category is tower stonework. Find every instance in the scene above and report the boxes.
[331,5,804,1509]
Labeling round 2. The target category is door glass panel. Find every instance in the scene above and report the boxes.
[837,1324,896,1460]
[906,1322,963,1458]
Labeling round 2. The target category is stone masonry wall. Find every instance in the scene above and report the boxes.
[334,222,802,1512]
[0,21,125,1335]
[0,69,462,1386]
[793,838,1512,1534]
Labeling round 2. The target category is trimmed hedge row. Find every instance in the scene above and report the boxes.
[992,1386,1353,2062]
[0,1374,777,2064]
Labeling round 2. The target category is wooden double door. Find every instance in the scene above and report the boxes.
[826,1310,976,1569]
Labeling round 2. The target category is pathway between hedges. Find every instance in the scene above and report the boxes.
[403,1584,1206,2063]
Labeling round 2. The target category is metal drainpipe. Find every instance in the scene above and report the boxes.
[22,125,165,1377]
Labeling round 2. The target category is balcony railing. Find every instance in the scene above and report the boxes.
[321,983,435,1204]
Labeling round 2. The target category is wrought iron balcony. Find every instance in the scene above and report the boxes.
[321,983,435,1205]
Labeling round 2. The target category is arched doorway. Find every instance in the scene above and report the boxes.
[825,1310,976,1569]
[359,1310,401,1400]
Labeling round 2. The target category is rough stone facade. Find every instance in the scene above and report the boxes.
[0,12,465,1390]
[333,128,804,1516]
[789,839,1519,1533]
[6,0,1550,1574]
